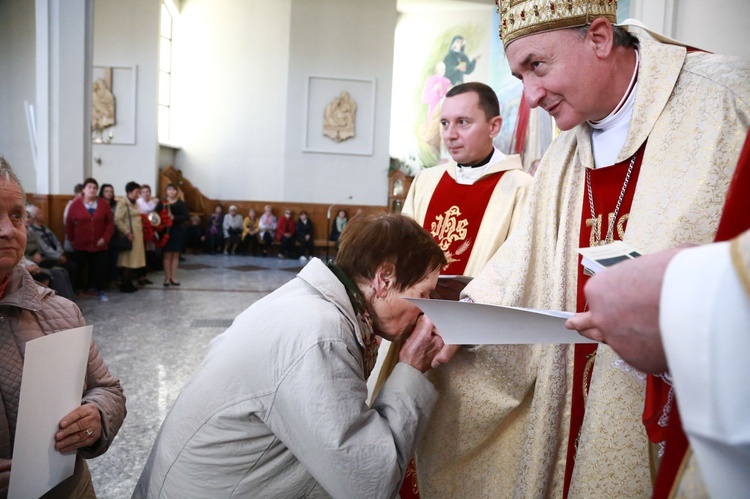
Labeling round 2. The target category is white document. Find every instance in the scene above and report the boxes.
[8,325,93,499]
[407,299,596,345]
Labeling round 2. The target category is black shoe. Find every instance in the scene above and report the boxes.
[138,278,153,285]
[169,279,181,286]
[120,282,138,293]
[179,255,186,262]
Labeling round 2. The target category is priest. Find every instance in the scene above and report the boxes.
[368,81,530,498]
[418,2,750,497]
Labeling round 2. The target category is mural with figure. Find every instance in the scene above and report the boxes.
[390,1,630,174]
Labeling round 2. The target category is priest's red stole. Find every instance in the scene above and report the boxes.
[563,145,645,499]
[652,129,750,498]
[423,170,505,275]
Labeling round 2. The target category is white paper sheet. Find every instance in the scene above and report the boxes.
[8,325,93,499]
[407,299,597,345]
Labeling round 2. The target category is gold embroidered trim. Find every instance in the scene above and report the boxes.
[730,233,750,298]
[496,0,618,48]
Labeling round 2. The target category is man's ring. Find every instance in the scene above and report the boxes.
[85,428,93,437]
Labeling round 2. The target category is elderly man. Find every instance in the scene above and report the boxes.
[421,2,750,498]
[0,159,126,496]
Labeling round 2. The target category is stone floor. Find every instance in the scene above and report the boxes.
[78,252,310,498]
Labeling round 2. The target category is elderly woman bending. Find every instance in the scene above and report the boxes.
[0,159,126,496]
[135,212,447,498]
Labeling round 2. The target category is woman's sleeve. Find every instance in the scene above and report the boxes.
[113,201,130,235]
[266,339,437,498]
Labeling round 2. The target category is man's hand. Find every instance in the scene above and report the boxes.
[565,247,684,373]
[96,237,106,248]
[32,252,43,263]
[55,404,102,454]
[399,315,445,373]
[59,254,67,264]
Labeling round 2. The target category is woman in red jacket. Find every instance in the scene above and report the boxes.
[65,177,114,301]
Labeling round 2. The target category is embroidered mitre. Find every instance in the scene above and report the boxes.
[495,0,618,48]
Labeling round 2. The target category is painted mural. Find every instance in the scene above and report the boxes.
[390,0,631,172]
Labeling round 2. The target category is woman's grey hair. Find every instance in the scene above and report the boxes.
[0,157,26,204]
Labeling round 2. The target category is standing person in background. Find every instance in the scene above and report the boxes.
[63,182,83,254]
[99,183,118,287]
[329,209,348,249]
[98,184,116,211]
[241,208,260,256]
[222,205,243,255]
[66,177,114,302]
[0,159,127,497]
[159,183,189,287]
[206,205,224,254]
[296,210,314,262]
[275,209,296,259]
[114,181,145,293]
[258,205,277,257]
[137,184,159,283]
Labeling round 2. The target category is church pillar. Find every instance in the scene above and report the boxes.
[35,0,94,195]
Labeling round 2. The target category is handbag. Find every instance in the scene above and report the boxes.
[110,231,133,251]
[111,203,134,251]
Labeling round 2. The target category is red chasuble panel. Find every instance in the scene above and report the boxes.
[422,170,505,275]
[563,145,645,499]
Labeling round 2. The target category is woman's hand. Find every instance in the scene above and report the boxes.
[431,344,461,369]
[399,315,444,373]
[126,233,134,242]
[54,404,102,454]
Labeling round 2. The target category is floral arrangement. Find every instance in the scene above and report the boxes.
[141,208,173,248]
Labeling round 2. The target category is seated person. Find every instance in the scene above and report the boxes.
[26,203,78,283]
[206,205,224,254]
[275,209,296,259]
[296,210,314,261]
[135,212,446,497]
[222,205,243,255]
[329,209,348,249]
[185,215,206,254]
[241,208,260,256]
[0,160,127,496]
[258,205,277,257]
[24,216,75,301]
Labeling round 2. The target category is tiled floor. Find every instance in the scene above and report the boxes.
[78,253,310,498]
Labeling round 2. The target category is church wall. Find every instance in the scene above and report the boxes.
[0,0,36,189]
[91,0,160,195]
[282,0,398,206]
[672,0,750,59]
[169,0,293,202]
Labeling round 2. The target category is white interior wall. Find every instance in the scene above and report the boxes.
[170,0,292,201]
[282,0,397,206]
[673,0,750,59]
[0,0,36,190]
[92,0,160,196]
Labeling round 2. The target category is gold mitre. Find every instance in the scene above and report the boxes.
[496,0,618,48]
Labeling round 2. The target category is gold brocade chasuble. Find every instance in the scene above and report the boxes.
[415,33,750,499]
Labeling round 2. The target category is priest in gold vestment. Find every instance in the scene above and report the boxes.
[415,2,750,498]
